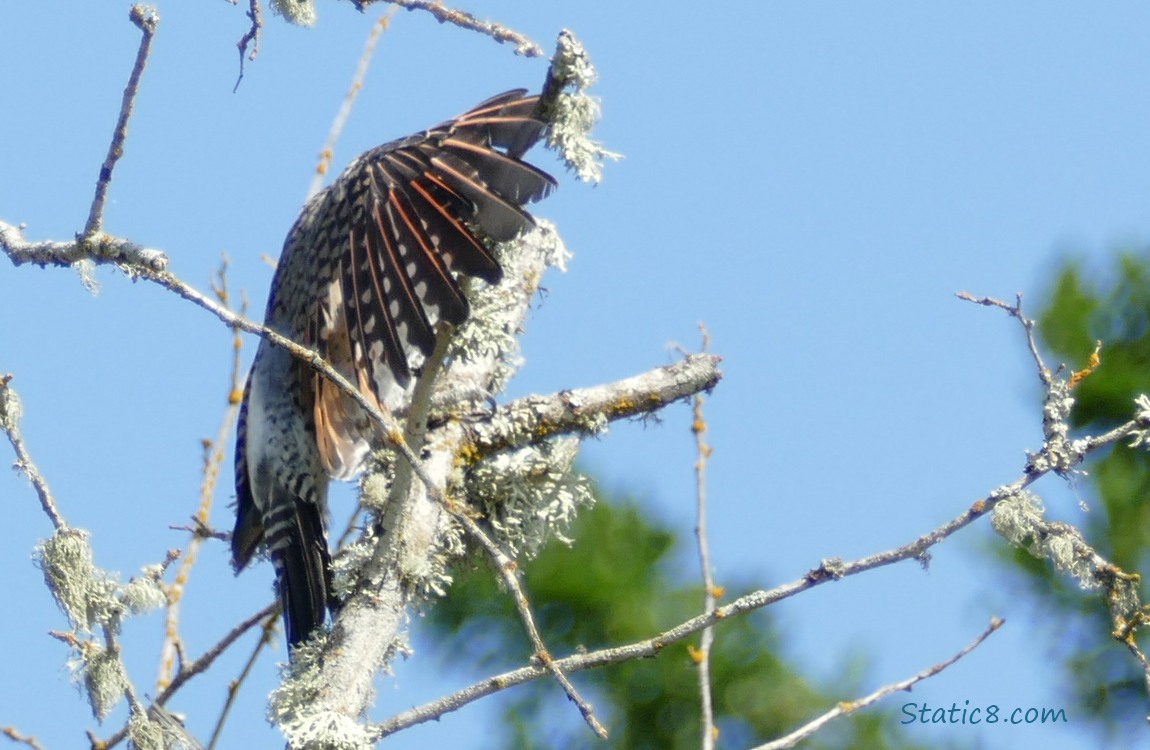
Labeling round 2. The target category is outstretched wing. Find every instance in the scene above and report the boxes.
[236,90,557,651]
[304,90,556,477]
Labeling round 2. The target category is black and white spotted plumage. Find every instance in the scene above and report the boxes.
[232,90,556,649]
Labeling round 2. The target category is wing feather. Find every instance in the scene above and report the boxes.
[311,89,554,439]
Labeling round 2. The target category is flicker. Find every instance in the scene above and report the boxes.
[231,90,556,648]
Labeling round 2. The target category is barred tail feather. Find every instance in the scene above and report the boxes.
[266,497,332,647]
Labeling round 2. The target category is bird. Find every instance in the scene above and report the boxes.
[231,89,557,650]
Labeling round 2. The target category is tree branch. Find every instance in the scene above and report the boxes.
[232,0,263,90]
[752,618,1004,750]
[452,353,721,460]
[0,374,66,531]
[157,257,247,694]
[353,0,544,57]
[1,726,46,750]
[85,5,158,238]
[689,327,718,750]
[958,290,1150,704]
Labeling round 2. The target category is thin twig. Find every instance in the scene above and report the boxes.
[956,291,1051,385]
[690,325,717,750]
[233,0,263,92]
[452,508,606,738]
[5,224,427,493]
[84,5,158,237]
[0,374,66,530]
[1119,625,1150,707]
[957,289,1150,460]
[99,603,277,750]
[165,603,278,704]
[206,608,279,750]
[751,618,1005,750]
[157,257,247,693]
[167,520,229,541]
[2,726,46,750]
[357,0,543,56]
[307,12,393,200]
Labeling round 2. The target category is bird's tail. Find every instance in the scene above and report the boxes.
[232,370,333,650]
[265,494,333,648]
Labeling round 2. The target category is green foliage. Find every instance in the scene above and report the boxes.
[427,496,932,749]
[1012,250,1150,732]
[1043,255,1150,440]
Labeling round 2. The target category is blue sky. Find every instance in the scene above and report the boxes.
[4,2,1150,748]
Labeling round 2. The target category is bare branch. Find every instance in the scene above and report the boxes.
[233,0,264,90]
[2,222,167,273]
[454,353,722,459]
[956,291,1051,385]
[2,726,46,750]
[1,220,421,477]
[168,603,278,700]
[752,618,1004,750]
[690,326,717,750]
[356,0,544,57]
[206,608,279,750]
[157,257,247,693]
[85,5,158,238]
[0,374,66,530]
[452,506,606,738]
[960,290,1150,702]
[99,603,278,750]
[377,353,1150,737]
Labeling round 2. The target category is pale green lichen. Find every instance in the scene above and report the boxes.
[131,706,205,750]
[128,710,164,750]
[37,530,170,629]
[36,529,120,632]
[465,437,594,558]
[73,640,128,722]
[397,507,465,599]
[1127,394,1150,449]
[121,565,167,615]
[545,30,621,183]
[73,258,99,294]
[0,378,22,429]
[449,222,568,393]
[358,461,394,513]
[270,639,374,750]
[991,491,1100,589]
[270,0,316,27]
[37,531,179,727]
